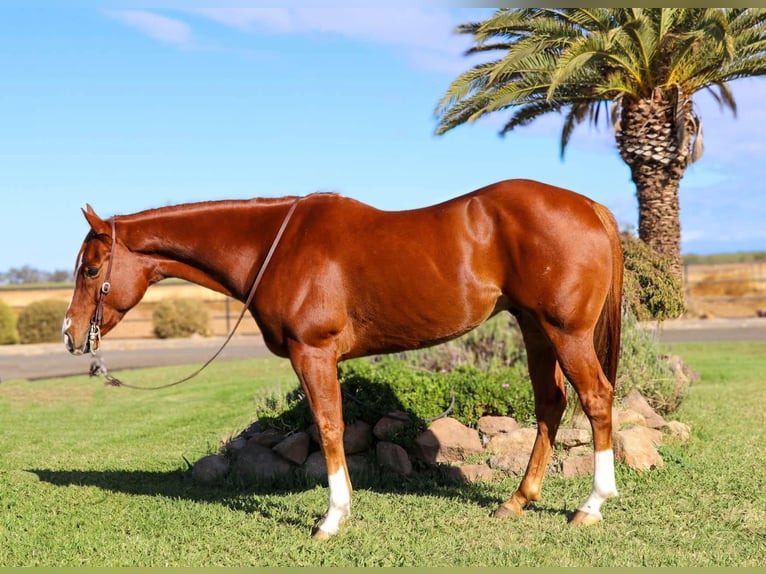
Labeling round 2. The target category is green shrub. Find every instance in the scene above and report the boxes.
[392,314,526,373]
[252,305,689,438]
[615,311,690,414]
[16,299,69,344]
[342,358,535,427]
[621,231,686,321]
[152,298,211,339]
[254,356,535,442]
[0,299,19,344]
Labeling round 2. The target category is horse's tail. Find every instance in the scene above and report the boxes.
[592,203,624,387]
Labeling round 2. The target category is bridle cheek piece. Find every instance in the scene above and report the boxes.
[88,218,117,355]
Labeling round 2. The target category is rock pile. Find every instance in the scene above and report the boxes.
[192,389,690,486]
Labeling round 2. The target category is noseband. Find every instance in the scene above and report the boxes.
[88,217,117,353]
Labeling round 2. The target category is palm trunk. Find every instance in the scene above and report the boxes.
[616,91,695,280]
[628,160,683,277]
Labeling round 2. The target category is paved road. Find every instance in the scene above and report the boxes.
[0,335,272,382]
[644,317,766,343]
[2,318,766,382]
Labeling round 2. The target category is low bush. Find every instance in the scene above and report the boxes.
[391,314,526,373]
[152,298,211,339]
[16,299,69,344]
[0,299,19,344]
[254,357,534,441]
[615,311,690,414]
[621,231,686,321]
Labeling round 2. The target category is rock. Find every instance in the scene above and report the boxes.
[376,441,413,475]
[571,412,591,430]
[485,427,537,456]
[489,453,529,476]
[307,424,320,444]
[373,411,411,440]
[556,428,591,448]
[614,426,664,471]
[344,420,373,455]
[666,354,699,385]
[566,445,593,457]
[241,421,263,438]
[192,454,230,484]
[447,464,494,483]
[560,454,593,479]
[247,428,286,448]
[298,452,375,481]
[477,415,520,438]
[347,454,375,478]
[305,421,372,454]
[414,417,483,465]
[225,437,248,452]
[231,443,293,483]
[665,420,691,443]
[621,389,667,429]
[272,431,310,465]
[303,451,327,482]
[617,408,646,428]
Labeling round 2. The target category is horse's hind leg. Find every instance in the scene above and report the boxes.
[287,340,352,540]
[494,316,567,518]
[548,330,619,525]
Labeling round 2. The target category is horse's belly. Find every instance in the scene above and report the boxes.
[345,289,506,358]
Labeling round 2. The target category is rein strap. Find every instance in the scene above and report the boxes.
[90,197,302,391]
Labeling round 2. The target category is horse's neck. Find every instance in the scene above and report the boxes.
[119,200,295,299]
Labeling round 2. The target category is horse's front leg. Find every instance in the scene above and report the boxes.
[287,339,351,540]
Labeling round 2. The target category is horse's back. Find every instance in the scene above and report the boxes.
[270,180,617,358]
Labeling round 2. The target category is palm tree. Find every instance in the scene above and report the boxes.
[435,8,766,277]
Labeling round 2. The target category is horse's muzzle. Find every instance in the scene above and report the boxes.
[63,332,84,355]
[62,318,99,355]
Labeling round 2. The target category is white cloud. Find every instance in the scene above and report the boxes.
[102,6,489,72]
[188,6,482,72]
[106,10,192,47]
[191,8,294,33]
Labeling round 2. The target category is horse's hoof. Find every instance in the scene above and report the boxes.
[312,528,333,541]
[493,499,524,519]
[570,509,603,526]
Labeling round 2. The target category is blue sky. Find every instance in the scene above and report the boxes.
[2,2,765,272]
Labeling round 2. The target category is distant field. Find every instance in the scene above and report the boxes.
[683,251,766,264]
[0,280,259,338]
[684,260,766,318]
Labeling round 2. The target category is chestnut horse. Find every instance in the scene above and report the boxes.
[63,179,623,539]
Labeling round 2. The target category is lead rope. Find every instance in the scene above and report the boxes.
[89,197,302,391]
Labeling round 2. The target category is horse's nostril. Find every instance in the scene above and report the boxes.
[63,331,79,355]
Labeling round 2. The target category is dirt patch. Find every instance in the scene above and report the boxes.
[685,261,766,318]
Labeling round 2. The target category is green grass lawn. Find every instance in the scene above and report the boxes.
[1,343,765,566]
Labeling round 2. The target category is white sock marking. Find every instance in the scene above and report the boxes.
[318,467,351,535]
[578,449,618,518]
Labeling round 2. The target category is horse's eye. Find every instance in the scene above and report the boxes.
[85,267,100,278]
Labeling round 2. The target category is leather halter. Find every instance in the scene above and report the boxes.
[88,217,117,353]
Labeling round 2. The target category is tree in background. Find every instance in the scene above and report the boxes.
[435,8,766,279]
[0,266,70,284]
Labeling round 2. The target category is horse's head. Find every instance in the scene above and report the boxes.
[62,206,152,355]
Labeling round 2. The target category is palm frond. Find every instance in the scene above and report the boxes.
[435,7,766,156]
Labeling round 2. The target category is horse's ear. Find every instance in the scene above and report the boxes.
[81,205,110,236]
